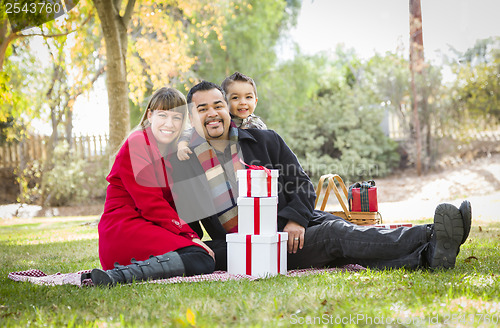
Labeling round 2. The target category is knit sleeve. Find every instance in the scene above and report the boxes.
[178,127,195,143]
[240,114,267,129]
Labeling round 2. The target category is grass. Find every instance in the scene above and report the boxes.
[1,216,499,327]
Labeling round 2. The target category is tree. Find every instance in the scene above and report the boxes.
[450,37,500,123]
[93,0,227,152]
[1,0,94,130]
[282,52,400,182]
[125,0,298,127]
[409,0,425,175]
[126,0,227,110]
[92,0,136,154]
[191,0,299,83]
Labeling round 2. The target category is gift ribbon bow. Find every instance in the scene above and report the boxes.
[240,159,272,197]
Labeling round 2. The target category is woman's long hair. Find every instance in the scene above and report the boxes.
[138,87,188,132]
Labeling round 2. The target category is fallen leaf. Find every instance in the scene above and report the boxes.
[464,256,479,263]
[186,308,196,326]
[321,299,327,306]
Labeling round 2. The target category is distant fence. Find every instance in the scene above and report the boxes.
[0,134,109,169]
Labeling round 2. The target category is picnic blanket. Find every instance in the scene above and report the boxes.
[8,265,365,287]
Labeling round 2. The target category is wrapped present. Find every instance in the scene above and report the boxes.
[237,168,278,198]
[226,232,288,277]
[348,181,378,212]
[237,196,278,235]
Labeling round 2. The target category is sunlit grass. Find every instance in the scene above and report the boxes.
[0,217,499,327]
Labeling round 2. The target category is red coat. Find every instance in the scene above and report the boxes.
[98,127,202,270]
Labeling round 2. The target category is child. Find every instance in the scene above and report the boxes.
[177,72,267,160]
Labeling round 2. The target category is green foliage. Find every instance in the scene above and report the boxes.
[450,37,500,122]
[41,141,89,206]
[41,141,108,207]
[15,141,108,207]
[258,52,323,131]
[272,51,400,182]
[289,87,399,183]
[0,38,44,136]
[15,160,43,204]
[191,0,301,86]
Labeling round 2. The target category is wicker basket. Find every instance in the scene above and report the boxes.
[315,174,381,225]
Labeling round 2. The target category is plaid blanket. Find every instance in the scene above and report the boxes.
[8,265,365,287]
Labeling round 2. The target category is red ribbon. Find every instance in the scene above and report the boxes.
[246,235,252,275]
[246,170,252,197]
[241,159,272,197]
[277,233,281,273]
[254,198,260,234]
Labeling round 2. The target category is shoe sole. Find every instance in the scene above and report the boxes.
[459,200,472,245]
[430,204,464,269]
[90,268,115,287]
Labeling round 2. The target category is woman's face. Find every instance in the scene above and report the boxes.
[147,109,184,147]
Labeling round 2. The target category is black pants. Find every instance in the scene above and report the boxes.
[176,246,216,276]
[205,213,430,271]
[288,213,430,269]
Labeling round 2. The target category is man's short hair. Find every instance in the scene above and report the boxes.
[187,81,226,113]
[221,71,258,98]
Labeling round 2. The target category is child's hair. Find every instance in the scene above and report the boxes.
[139,87,187,128]
[221,72,258,98]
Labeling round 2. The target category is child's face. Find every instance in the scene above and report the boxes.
[226,81,258,119]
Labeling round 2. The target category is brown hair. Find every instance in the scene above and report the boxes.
[221,71,258,98]
[112,88,187,158]
[139,87,188,128]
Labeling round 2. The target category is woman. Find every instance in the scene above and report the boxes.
[90,87,215,286]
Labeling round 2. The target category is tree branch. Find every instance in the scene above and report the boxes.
[66,65,106,109]
[122,0,136,26]
[16,14,93,39]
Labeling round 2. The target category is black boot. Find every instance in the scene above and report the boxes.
[459,200,472,245]
[91,251,185,287]
[426,204,464,269]
[426,203,464,269]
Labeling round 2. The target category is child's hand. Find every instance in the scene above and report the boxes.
[177,146,193,161]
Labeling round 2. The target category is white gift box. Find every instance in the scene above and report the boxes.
[237,169,279,198]
[237,196,278,235]
[226,232,288,277]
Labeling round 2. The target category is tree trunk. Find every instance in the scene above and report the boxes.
[0,17,17,71]
[92,0,136,156]
[65,106,73,147]
[409,0,425,175]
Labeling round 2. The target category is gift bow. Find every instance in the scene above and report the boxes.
[240,159,272,197]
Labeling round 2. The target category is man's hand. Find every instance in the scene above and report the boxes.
[283,221,305,253]
[177,141,192,161]
[191,238,215,260]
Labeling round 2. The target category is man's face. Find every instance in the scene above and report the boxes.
[190,88,231,141]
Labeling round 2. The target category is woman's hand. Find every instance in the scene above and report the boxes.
[283,221,305,253]
[191,238,215,260]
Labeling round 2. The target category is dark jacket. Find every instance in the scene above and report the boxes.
[170,128,326,241]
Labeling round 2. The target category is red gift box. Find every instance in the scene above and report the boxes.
[349,181,378,212]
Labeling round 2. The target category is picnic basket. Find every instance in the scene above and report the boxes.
[314,174,382,225]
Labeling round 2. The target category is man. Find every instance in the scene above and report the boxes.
[170,81,472,271]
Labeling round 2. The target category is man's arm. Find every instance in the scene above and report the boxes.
[273,131,316,228]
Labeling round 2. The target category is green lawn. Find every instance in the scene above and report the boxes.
[0,216,499,327]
